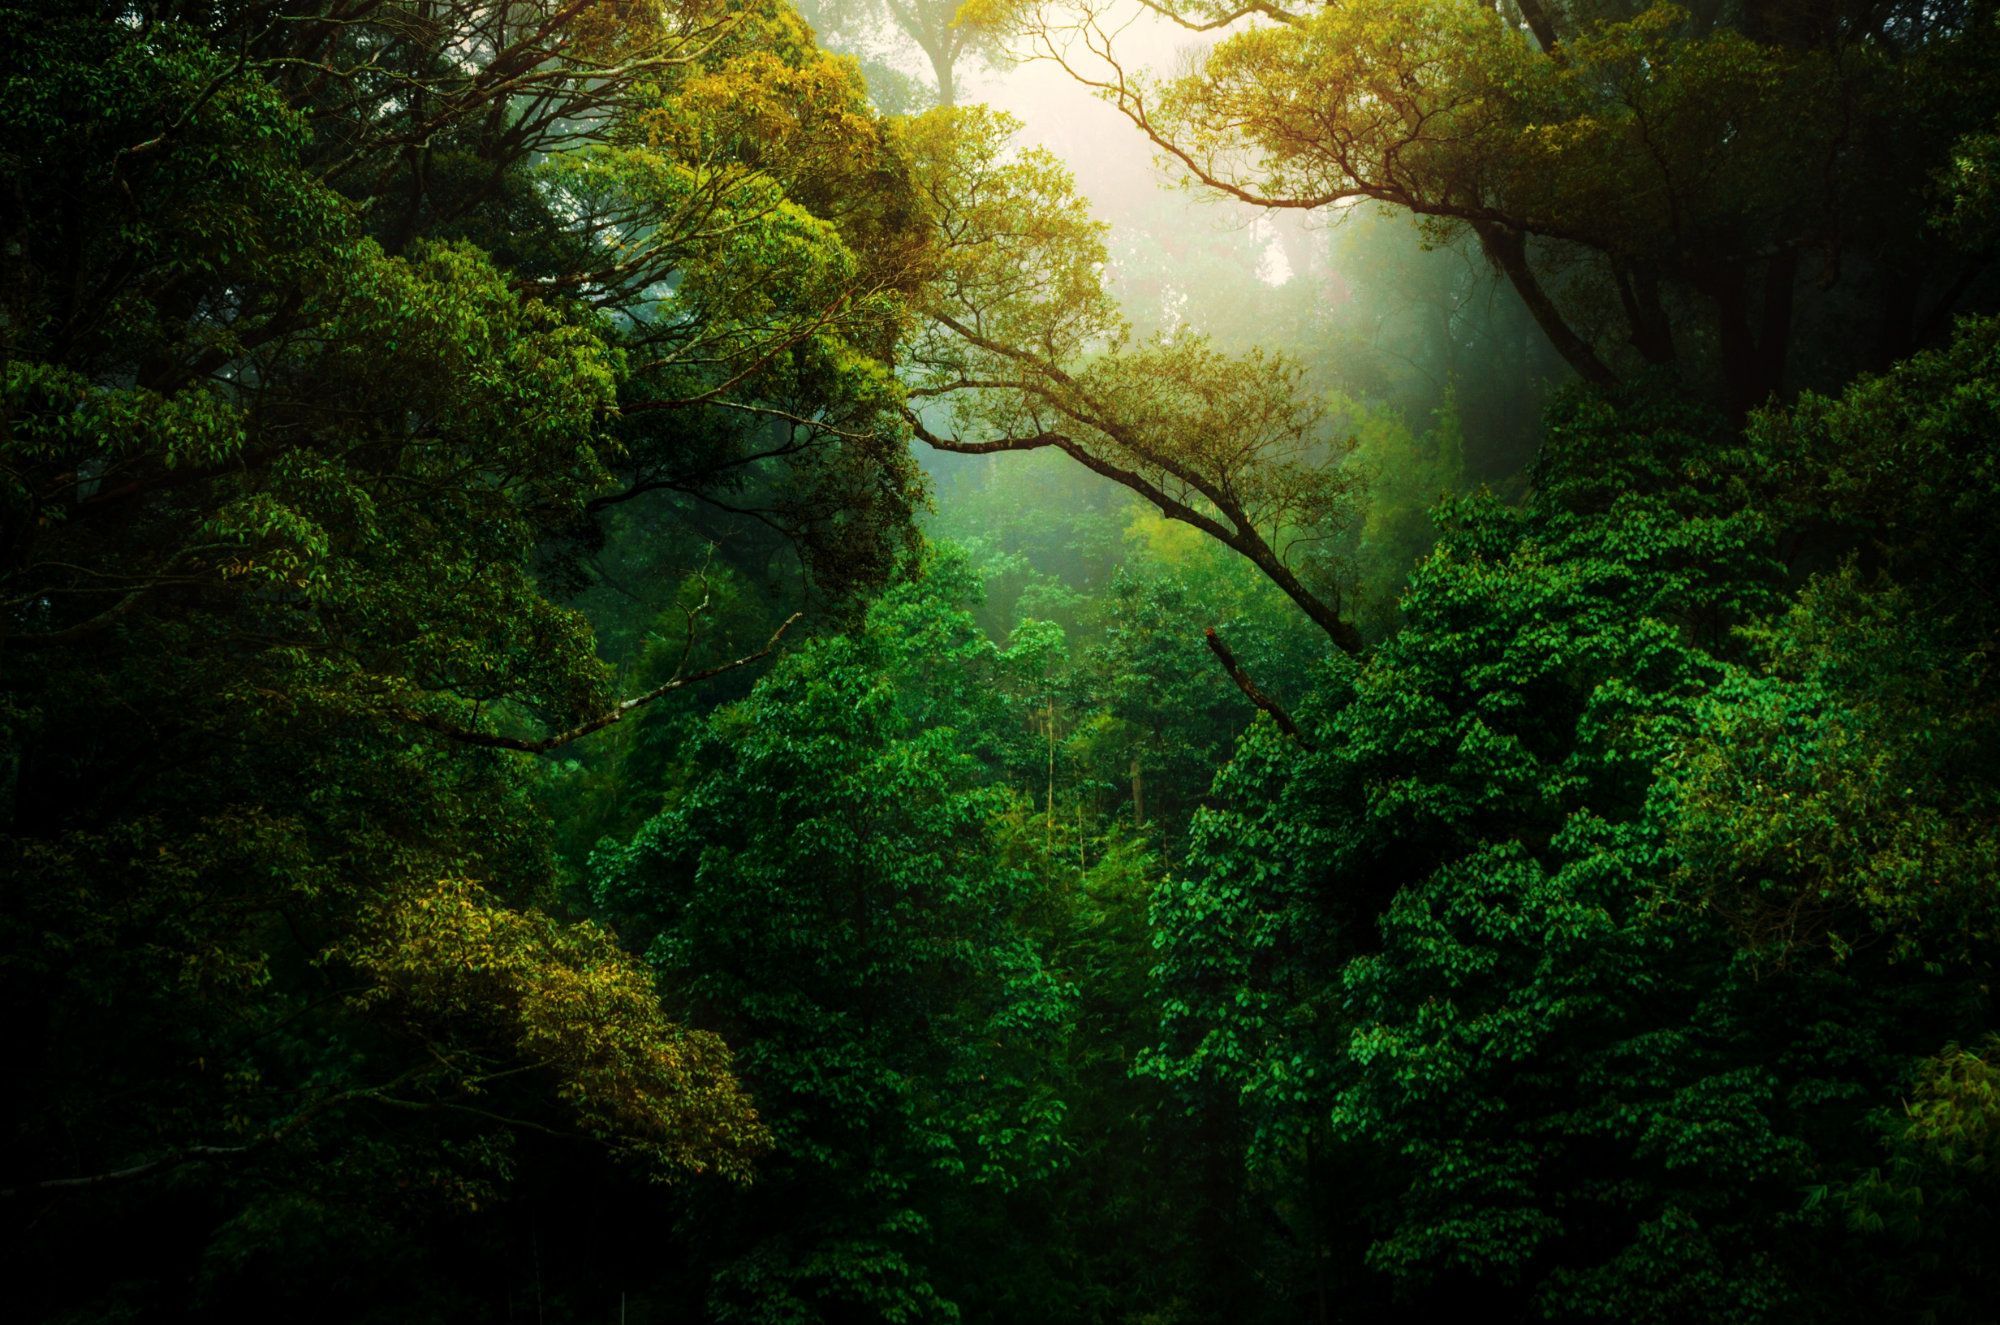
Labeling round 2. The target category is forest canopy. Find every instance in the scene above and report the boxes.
[5,1,2000,1322]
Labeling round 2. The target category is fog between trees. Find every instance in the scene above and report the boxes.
[7,3,2000,1322]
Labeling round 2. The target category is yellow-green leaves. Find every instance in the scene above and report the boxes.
[900,105,1119,362]
[898,106,1366,645]
[1137,0,1820,256]
[347,878,766,1182]
[1157,0,1534,212]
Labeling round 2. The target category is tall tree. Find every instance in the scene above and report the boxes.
[980,0,2000,415]
[797,0,997,105]
[0,1,933,1313]
[591,551,1070,1321]
[900,106,1371,651]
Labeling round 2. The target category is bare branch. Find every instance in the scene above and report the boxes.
[399,613,805,754]
[1205,627,1312,748]
[0,1077,401,1200]
[1128,0,1306,32]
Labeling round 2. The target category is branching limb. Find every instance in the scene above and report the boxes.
[909,414,1363,653]
[1127,0,1307,31]
[907,414,1242,547]
[0,1076,406,1200]
[398,613,804,754]
[2,1143,266,1199]
[1204,627,1312,749]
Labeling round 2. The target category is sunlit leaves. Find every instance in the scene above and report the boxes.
[346,878,766,1181]
[900,106,1367,643]
[900,105,1119,361]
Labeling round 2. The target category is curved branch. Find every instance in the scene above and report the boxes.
[910,414,1243,545]
[1205,627,1312,748]
[1129,0,1307,32]
[399,612,803,753]
[7,586,156,649]
[0,1077,400,1200]
[910,413,1362,653]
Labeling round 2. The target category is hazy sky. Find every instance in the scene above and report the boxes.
[916,5,1299,289]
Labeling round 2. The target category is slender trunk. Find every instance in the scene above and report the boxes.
[1045,692,1055,851]
[1636,266,1676,364]
[1130,754,1145,829]
[1701,259,1790,422]
[1306,1131,1331,1325]
[1613,260,1677,366]
[1708,268,1760,422]
[1876,268,1921,366]
[532,1220,544,1325]
[1914,260,1985,351]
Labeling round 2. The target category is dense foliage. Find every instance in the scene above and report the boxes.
[8,2,2000,1323]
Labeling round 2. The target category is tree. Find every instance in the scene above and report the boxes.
[900,106,1371,651]
[0,1,935,1313]
[980,0,2000,416]
[591,550,1069,1321]
[1145,321,2000,1320]
[797,0,999,106]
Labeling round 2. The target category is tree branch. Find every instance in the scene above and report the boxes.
[1128,0,1306,32]
[0,1078,396,1200]
[1513,0,1562,51]
[1475,224,1616,386]
[909,412,1363,653]
[908,414,1243,546]
[399,613,803,753]
[1204,627,1312,749]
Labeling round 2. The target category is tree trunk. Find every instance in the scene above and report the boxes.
[1045,692,1056,850]
[1701,255,1793,421]
[1706,266,1761,421]
[1513,0,1561,51]
[925,42,956,108]
[1756,249,1798,402]
[1613,260,1678,366]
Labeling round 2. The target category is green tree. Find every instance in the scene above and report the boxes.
[901,106,1369,650]
[797,0,999,106]
[0,1,937,1314]
[987,0,2000,415]
[1150,348,2000,1318]
[592,550,1069,1321]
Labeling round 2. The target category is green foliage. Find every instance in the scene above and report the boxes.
[10,2,2000,1323]
[593,551,1070,1320]
[346,878,766,1180]
[1151,343,2000,1320]
[1339,389,1473,634]
[0,0,930,1316]
[999,0,2000,412]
